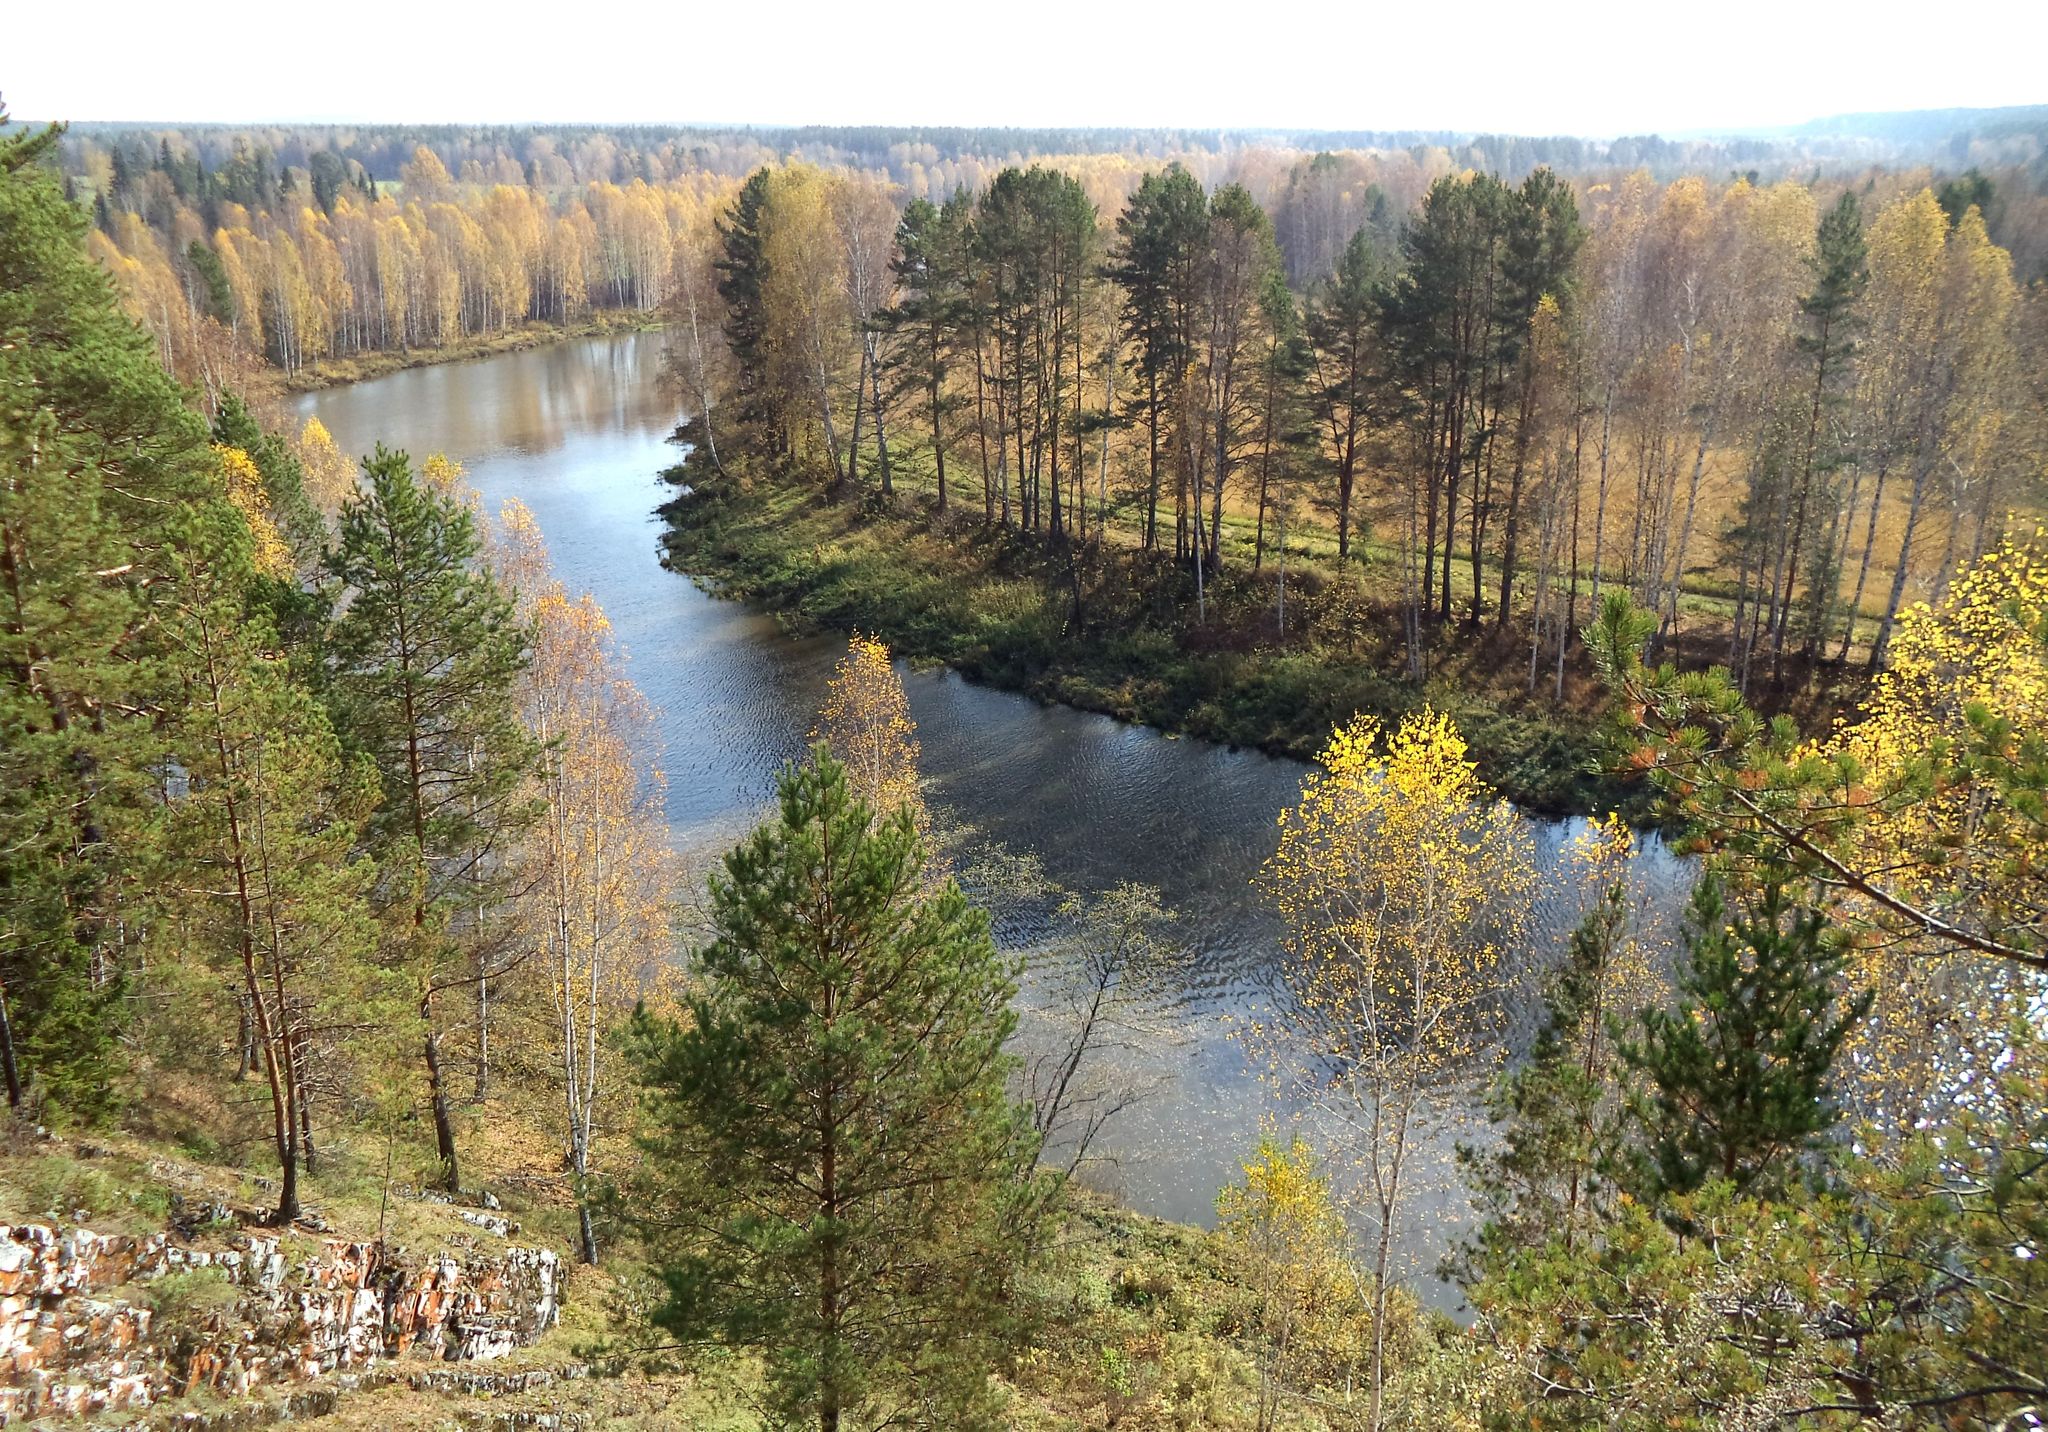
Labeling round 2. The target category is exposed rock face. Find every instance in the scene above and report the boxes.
[0,1222,560,1423]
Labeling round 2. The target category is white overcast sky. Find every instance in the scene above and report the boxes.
[11,0,2046,136]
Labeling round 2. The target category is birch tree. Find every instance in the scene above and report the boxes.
[498,500,674,1264]
[1258,709,1534,1430]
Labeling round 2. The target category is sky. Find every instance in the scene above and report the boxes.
[11,0,2046,137]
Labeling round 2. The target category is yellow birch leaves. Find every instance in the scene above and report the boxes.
[1831,536,2048,1129]
[814,634,927,836]
[212,444,292,579]
[1261,709,1535,1092]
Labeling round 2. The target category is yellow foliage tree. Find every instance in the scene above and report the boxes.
[1830,535,2048,1130]
[498,499,677,1265]
[419,451,474,507]
[1257,708,1534,1432]
[293,416,357,520]
[1216,1133,1371,1432]
[813,634,927,837]
[212,444,292,578]
[760,166,855,479]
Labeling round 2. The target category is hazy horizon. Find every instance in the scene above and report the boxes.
[20,105,2048,144]
[15,0,2046,139]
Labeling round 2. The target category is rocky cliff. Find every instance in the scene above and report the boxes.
[0,1220,561,1422]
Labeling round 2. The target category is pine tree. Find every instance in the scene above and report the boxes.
[162,509,381,1221]
[626,749,1036,1432]
[1493,168,1584,630]
[1454,884,1630,1283]
[1250,264,1314,584]
[1306,226,1385,562]
[882,194,970,515]
[323,447,538,1190]
[1773,193,1866,680]
[1619,873,1870,1200]
[1,106,220,1117]
[1107,164,1208,552]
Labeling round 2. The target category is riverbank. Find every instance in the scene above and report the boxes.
[283,312,667,393]
[660,468,1639,818]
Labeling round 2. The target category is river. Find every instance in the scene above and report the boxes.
[298,330,1690,1303]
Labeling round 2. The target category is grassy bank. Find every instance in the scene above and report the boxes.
[3,1125,1435,1430]
[283,312,665,392]
[661,469,1641,817]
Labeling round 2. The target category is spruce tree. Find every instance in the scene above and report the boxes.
[627,749,1036,1432]
[323,447,538,1190]
[1620,873,1870,1200]
[716,168,774,440]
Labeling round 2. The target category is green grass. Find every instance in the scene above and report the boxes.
[3,1122,1400,1429]
[663,468,1647,817]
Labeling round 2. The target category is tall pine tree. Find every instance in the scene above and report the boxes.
[1,107,220,1117]
[882,194,971,516]
[1774,193,1866,679]
[1620,873,1869,1200]
[323,448,538,1190]
[627,749,1037,1432]
[1107,165,1208,553]
[162,504,382,1222]
[1306,225,1385,563]
[1454,883,1632,1283]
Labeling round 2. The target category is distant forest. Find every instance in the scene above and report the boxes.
[59,107,2048,383]
[57,105,2048,720]
[54,104,2048,188]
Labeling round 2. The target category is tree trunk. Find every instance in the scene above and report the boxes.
[1837,462,1891,660]
[1495,367,1537,632]
[1590,385,1615,603]
[1144,375,1161,551]
[0,981,20,1110]
[928,341,947,514]
[869,341,893,497]
[1863,470,1926,670]
[423,1014,460,1192]
[1368,1198,1395,1432]
[846,344,868,489]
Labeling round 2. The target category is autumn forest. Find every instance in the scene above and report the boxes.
[4,92,2048,1431]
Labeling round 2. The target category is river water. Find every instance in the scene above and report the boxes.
[299,330,1689,1301]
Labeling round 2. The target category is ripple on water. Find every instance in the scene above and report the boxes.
[300,331,1694,1307]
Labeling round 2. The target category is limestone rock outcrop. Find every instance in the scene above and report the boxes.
[0,1221,560,1422]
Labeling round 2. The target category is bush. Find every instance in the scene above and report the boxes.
[1117,1259,1176,1308]
[1073,1267,1114,1314]
[18,1155,123,1221]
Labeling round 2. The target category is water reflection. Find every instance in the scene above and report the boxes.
[300,332,1691,1306]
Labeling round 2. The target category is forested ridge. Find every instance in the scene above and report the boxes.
[67,110,2045,754]
[6,90,2048,1432]
[64,110,2048,379]
[650,138,2044,811]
